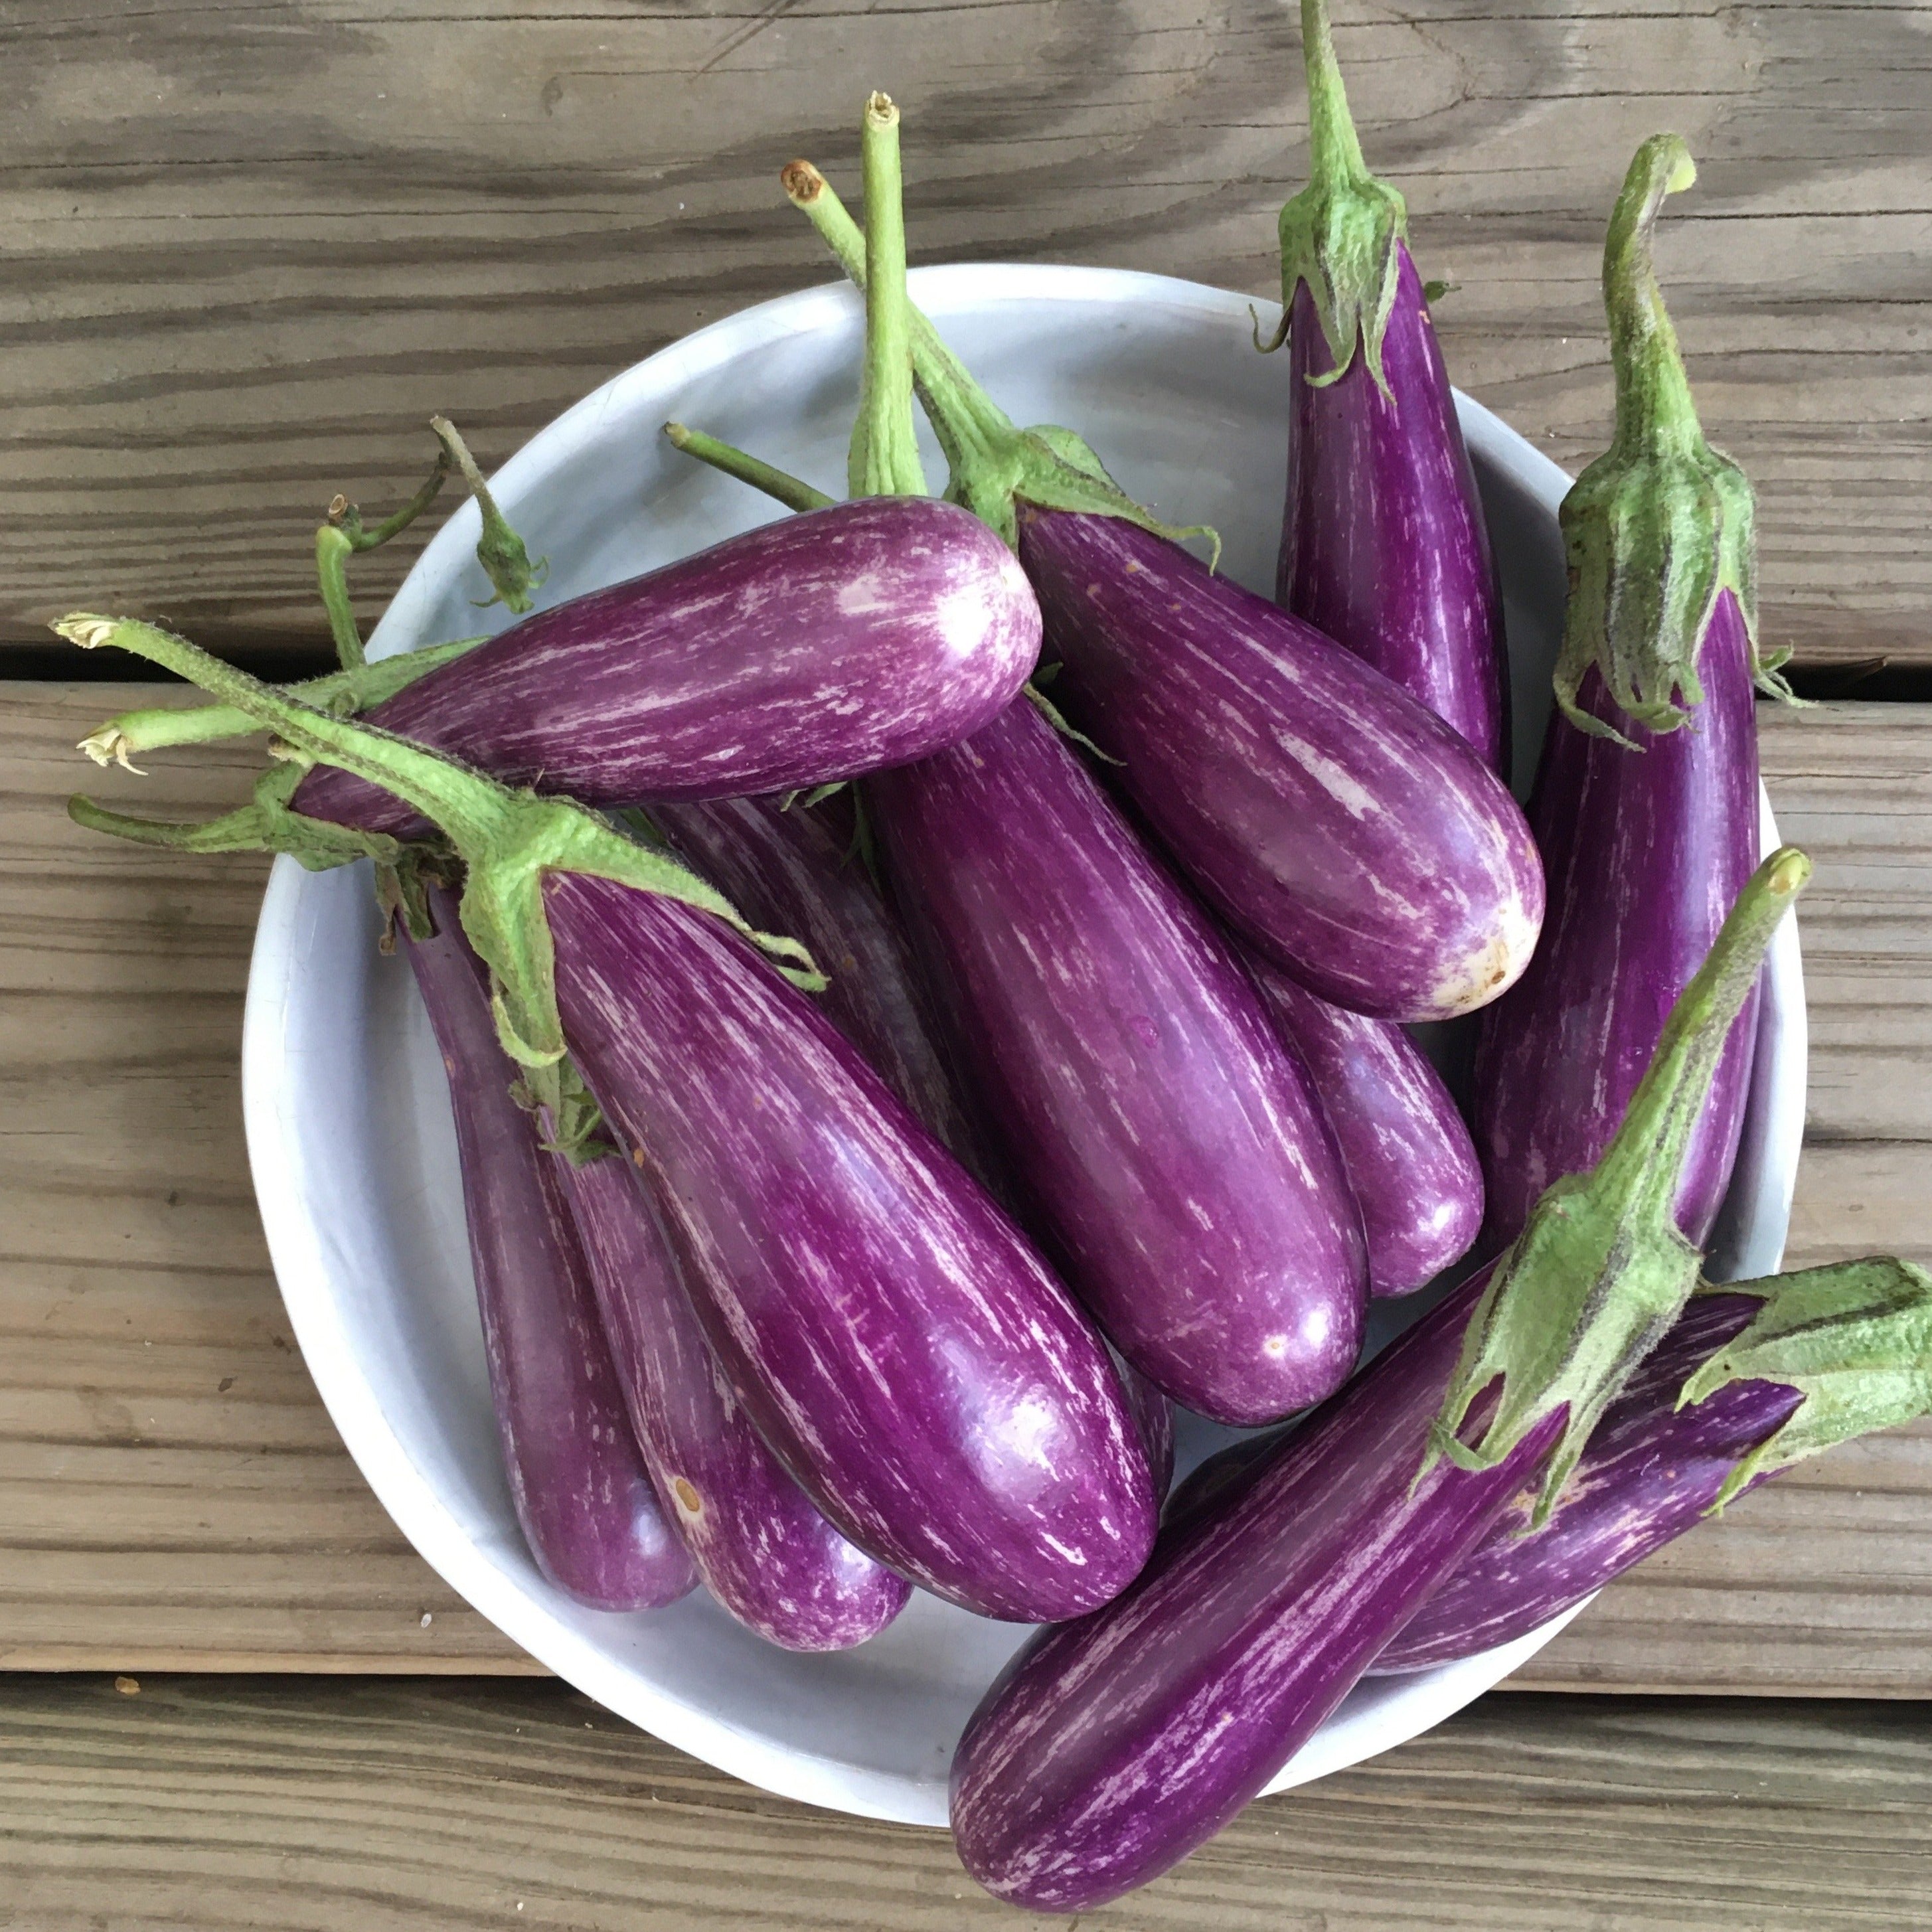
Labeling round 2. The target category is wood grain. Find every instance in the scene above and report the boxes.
[3,686,1929,1687]
[1,1,1927,669]
[3,1674,1929,1930]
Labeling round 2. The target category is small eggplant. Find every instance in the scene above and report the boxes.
[290,493,1042,838]
[1248,961,1483,1297]
[400,892,696,1613]
[1269,0,1508,771]
[1471,137,1799,1248]
[1374,1257,1932,1674]
[870,696,1368,1425]
[947,849,1807,1909]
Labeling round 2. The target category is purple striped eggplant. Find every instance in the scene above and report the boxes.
[400,895,697,1614]
[1374,1256,1932,1674]
[779,155,1542,1024]
[1471,137,1799,1249]
[290,494,1041,838]
[869,696,1368,1425]
[1115,1346,1176,1501]
[558,1139,912,1651]
[650,791,999,1189]
[63,613,1158,1625]
[1269,0,1508,772]
[1248,961,1483,1297]
[945,847,1807,1909]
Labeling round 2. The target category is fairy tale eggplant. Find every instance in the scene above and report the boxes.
[400,894,696,1613]
[1270,0,1508,771]
[870,696,1368,1425]
[60,613,1157,1626]
[1375,1255,1932,1674]
[777,143,1542,1025]
[1471,135,1800,1249]
[290,493,1042,838]
[947,848,1808,1909]
[1247,961,1483,1297]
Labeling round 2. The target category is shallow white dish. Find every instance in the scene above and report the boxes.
[242,265,1805,1828]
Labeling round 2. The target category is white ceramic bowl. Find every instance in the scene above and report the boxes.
[242,266,1806,1826]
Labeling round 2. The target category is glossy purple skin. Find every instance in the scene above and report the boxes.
[1279,245,1510,772]
[651,793,998,1189]
[402,913,696,1613]
[1471,590,1760,1249]
[558,1151,911,1652]
[949,1267,1562,1911]
[1249,961,1483,1297]
[1374,1292,1795,1674]
[1017,511,1543,1023]
[294,497,1041,837]
[869,698,1367,1426]
[542,870,1156,1623]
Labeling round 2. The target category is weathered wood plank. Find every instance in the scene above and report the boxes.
[3,685,1929,1687]
[1,1,1927,667]
[3,1674,1929,1930]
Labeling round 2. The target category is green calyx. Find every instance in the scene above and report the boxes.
[510,1057,619,1168]
[430,416,548,615]
[781,150,1216,562]
[76,635,487,773]
[1555,133,1797,745]
[1425,845,1812,1522]
[1682,1257,1932,1512]
[57,613,824,1067]
[1269,0,1409,397]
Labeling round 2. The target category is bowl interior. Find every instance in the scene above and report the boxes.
[244,266,1803,1826]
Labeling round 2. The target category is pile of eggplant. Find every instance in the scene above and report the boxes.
[62,3,1932,1911]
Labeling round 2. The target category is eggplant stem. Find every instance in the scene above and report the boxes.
[847,94,927,503]
[663,423,835,513]
[430,416,549,616]
[314,446,453,668]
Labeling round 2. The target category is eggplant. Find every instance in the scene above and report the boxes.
[290,493,1042,838]
[1248,961,1483,1297]
[558,1135,912,1651]
[869,696,1367,1425]
[650,791,999,1188]
[1269,0,1508,772]
[946,848,1808,1909]
[1375,1255,1932,1674]
[777,147,1542,1025]
[1115,1348,1176,1501]
[400,895,697,1613]
[64,611,1159,1626]
[1471,137,1799,1249]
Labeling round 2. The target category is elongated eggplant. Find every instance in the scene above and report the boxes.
[1375,1255,1932,1674]
[64,612,1158,1626]
[1018,514,1542,1021]
[558,1139,912,1651]
[291,493,1041,838]
[400,900,697,1613]
[651,791,999,1188]
[1270,0,1508,771]
[947,850,1807,1909]
[777,147,1542,1024]
[1248,961,1482,1297]
[1471,137,1799,1249]
[870,697,1367,1425]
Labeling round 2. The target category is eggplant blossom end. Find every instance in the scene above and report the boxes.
[1680,1257,1932,1512]
[1425,846,1811,1519]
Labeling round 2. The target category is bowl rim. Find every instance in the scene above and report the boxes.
[243,260,1803,1828]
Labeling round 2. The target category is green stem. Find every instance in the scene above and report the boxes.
[430,416,548,615]
[1553,134,1793,742]
[313,448,453,669]
[1301,0,1370,187]
[57,613,823,1067]
[785,147,1215,557]
[663,423,835,513]
[846,94,927,502]
[1427,846,1811,1518]
[77,636,487,772]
